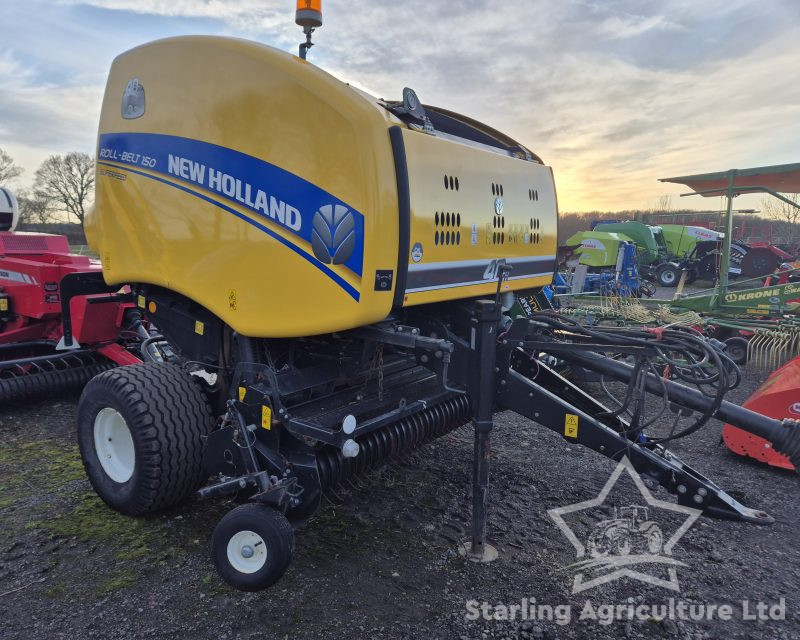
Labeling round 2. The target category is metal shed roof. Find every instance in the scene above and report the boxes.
[660,162,800,196]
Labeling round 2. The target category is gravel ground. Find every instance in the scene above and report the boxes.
[0,367,797,640]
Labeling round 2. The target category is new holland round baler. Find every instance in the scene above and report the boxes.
[71,31,800,591]
[87,36,557,338]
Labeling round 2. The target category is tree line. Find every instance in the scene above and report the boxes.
[0,148,94,225]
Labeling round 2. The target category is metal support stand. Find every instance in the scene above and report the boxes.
[460,299,500,562]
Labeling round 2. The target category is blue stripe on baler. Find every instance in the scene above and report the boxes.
[97,132,364,300]
[97,161,361,302]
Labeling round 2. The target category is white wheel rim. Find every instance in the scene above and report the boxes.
[227,530,268,574]
[93,407,136,483]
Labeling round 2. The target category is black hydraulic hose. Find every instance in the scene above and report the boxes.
[140,335,166,362]
[558,348,800,467]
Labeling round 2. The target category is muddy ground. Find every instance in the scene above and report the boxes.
[0,368,797,640]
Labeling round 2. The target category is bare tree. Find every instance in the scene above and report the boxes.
[760,194,800,246]
[0,148,24,185]
[33,152,94,224]
[16,189,57,225]
[655,194,672,212]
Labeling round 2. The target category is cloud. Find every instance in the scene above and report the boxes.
[2,0,799,211]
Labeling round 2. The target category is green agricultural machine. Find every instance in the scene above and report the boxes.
[564,217,781,289]
[563,221,679,288]
[561,164,800,368]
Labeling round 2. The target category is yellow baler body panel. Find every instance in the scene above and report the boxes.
[400,129,557,306]
[89,36,399,338]
[88,36,558,338]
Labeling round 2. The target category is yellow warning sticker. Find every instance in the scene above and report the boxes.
[194,320,205,335]
[261,405,272,430]
[238,387,246,402]
[0,299,7,311]
[137,295,146,309]
[564,414,579,438]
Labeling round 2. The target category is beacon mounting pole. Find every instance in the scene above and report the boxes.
[295,1,322,61]
[299,27,315,60]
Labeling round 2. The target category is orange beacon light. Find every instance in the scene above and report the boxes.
[296,1,322,59]
[296,0,322,28]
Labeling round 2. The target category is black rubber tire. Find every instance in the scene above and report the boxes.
[724,337,749,366]
[740,248,779,278]
[211,504,294,592]
[77,363,215,516]
[657,264,681,288]
[685,268,698,285]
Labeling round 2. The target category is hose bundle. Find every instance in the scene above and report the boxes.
[523,311,741,444]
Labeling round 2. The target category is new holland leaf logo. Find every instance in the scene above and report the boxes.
[311,204,356,265]
[547,457,701,594]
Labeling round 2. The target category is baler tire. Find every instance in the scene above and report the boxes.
[77,363,215,516]
[211,504,294,592]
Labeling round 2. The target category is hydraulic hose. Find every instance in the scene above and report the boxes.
[557,348,800,468]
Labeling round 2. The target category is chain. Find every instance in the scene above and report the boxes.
[359,343,384,401]
[377,344,384,401]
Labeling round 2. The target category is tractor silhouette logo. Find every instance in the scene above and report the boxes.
[587,505,663,557]
[548,457,701,593]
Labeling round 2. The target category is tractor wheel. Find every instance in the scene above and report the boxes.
[684,268,698,285]
[77,363,215,516]
[211,504,294,591]
[740,248,779,278]
[656,264,681,288]
[644,525,663,554]
[724,337,749,366]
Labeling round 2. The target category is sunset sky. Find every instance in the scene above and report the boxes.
[2,0,799,212]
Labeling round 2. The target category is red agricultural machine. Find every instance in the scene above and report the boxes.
[723,356,800,471]
[0,187,143,403]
